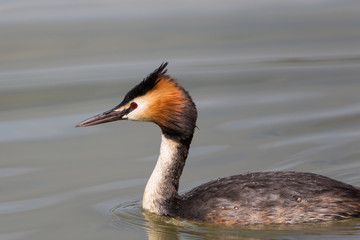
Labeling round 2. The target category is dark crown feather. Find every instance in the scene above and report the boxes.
[120,62,168,106]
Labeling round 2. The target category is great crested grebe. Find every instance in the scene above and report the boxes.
[77,62,360,225]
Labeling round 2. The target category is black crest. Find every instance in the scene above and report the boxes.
[119,62,168,106]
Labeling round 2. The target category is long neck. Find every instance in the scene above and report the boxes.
[142,134,191,216]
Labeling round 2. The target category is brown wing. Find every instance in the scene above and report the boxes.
[178,171,360,224]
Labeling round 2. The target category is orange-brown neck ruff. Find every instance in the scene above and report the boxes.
[145,76,197,143]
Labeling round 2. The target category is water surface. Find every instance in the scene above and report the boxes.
[1,1,360,239]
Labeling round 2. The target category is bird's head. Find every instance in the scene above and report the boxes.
[76,62,197,141]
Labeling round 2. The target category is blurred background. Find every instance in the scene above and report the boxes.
[1,0,360,239]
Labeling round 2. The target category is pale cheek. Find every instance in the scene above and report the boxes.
[127,112,142,121]
[127,109,151,122]
[126,98,152,122]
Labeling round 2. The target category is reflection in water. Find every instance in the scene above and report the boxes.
[112,200,360,240]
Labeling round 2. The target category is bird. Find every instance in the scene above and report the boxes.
[76,62,360,225]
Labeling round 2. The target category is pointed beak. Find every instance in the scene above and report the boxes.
[76,108,127,127]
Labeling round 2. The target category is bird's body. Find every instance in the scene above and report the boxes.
[77,63,360,225]
[179,172,360,224]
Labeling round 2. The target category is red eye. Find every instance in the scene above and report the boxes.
[130,102,138,109]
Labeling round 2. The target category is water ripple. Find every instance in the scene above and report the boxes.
[260,130,360,149]
[0,230,38,240]
[0,178,145,215]
[0,168,38,178]
[0,112,98,143]
[219,103,360,131]
[197,91,320,109]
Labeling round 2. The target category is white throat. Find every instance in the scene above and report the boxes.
[142,134,183,214]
